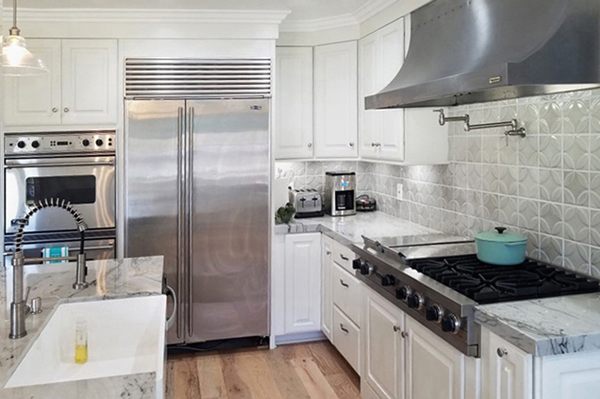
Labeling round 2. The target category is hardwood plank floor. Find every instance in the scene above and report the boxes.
[166,341,361,399]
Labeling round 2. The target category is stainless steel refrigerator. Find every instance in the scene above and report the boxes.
[124,98,270,345]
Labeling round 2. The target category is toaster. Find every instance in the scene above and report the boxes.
[288,189,324,218]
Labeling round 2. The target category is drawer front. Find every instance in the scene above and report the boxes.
[333,240,356,273]
[332,263,362,325]
[333,305,360,375]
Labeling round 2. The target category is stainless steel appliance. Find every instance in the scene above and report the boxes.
[288,189,323,218]
[4,131,116,235]
[125,96,270,346]
[356,194,376,212]
[351,235,600,357]
[367,0,600,109]
[324,171,356,216]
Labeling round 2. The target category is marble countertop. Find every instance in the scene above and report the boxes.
[0,256,163,398]
[476,293,600,357]
[274,211,436,245]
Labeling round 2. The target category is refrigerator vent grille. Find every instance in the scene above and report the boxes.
[125,58,271,98]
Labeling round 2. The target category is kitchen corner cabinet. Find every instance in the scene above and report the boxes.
[322,235,334,341]
[4,39,117,127]
[274,47,314,159]
[358,17,449,164]
[284,233,322,334]
[314,41,358,158]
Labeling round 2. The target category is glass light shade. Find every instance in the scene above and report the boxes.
[2,35,48,76]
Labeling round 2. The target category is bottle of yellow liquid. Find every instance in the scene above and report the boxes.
[75,319,88,364]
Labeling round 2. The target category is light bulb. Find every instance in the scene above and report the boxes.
[2,35,48,76]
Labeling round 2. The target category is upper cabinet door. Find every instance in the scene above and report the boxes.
[275,47,314,159]
[61,39,117,125]
[314,41,358,158]
[4,39,62,127]
[406,316,465,399]
[358,33,381,160]
[378,18,405,161]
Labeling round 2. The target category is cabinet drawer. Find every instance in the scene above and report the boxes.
[332,263,362,325]
[333,240,356,273]
[333,305,360,375]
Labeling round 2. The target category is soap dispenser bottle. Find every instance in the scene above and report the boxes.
[75,319,88,364]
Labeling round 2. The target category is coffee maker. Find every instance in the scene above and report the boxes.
[324,171,356,216]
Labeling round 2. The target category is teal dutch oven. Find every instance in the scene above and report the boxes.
[475,227,527,266]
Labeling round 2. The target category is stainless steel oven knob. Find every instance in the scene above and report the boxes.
[426,304,444,323]
[441,314,461,334]
[407,292,424,309]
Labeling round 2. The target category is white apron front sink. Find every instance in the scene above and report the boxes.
[5,295,166,389]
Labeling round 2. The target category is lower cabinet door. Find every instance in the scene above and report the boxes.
[284,233,322,334]
[537,350,600,399]
[406,316,465,399]
[482,328,532,399]
[333,305,361,375]
[363,288,405,399]
[322,235,334,341]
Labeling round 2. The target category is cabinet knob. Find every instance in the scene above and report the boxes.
[52,107,58,113]
[393,325,401,332]
[307,143,312,148]
[326,250,332,255]
[497,348,508,357]
[349,142,355,147]
[401,331,409,338]
[64,107,70,113]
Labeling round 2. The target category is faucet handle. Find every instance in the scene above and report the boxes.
[31,297,42,314]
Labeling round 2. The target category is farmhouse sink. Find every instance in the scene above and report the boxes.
[5,295,166,388]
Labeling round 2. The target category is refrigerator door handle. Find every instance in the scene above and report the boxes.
[176,106,184,339]
[187,106,195,338]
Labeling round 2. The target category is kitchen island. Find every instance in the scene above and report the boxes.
[0,256,165,399]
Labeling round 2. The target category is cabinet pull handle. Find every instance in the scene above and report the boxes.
[349,142,355,147]
[340,279,349,288]
[63,107,70,113]
[340,254,349,261]
[340,324,349,333]
[393,326,401,332]
[307,143,312,148]
[401,331,409,338]
[497,348,508,357]
[371,142,376,147]
[326,250,332,255]
[52,107,58,113]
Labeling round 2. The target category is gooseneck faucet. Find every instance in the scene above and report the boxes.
[10,198,88,339]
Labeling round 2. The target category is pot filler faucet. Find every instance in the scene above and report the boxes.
[10,198,89,339]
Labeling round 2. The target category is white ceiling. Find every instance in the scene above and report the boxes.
[14,0,370,21]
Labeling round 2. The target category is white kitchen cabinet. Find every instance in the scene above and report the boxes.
[406,315,465,399]
[536,350,600,399]
[359,18,405,162]
[321,235,334,341]
[363,288,405,399]
[4,39,62,126]
[284,233,322,334]
[333,305,361,374]
[4,39,117,127]
[61,40,117,125]
[274,47,314,159]
[481,328,532,399]
[314,41,358,158]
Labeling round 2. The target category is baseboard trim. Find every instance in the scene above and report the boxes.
[274,331,327,346]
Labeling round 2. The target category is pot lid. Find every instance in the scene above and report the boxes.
[475,227,527,243]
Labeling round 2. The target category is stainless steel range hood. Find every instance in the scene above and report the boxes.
[366,0,600,109]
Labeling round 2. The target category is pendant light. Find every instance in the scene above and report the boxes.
[2,0,48,76]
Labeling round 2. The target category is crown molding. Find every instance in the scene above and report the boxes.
[1,7,291,25]
[280,0,398,33]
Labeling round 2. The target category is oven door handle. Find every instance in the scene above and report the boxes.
[3,243,115,256]
[5,161,115,168]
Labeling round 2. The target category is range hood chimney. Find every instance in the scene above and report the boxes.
[366,0,600,109]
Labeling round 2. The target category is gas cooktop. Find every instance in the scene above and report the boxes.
[407,255,600,304]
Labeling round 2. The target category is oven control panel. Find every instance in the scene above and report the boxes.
[5,131,116,156]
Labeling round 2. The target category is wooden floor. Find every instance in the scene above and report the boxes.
[165,341,361,399]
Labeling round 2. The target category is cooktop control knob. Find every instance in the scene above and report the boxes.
[82,139,90,147]
[95,139,104,147]
[31,140,40,149]
[407,292,424,309]
[441,314,461,334]
[395,286,411,301]
[381,274,396,286]
[426,304,444,323]
[352,259,362,270]
[17,141,26,149]
[360,262,374,276]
